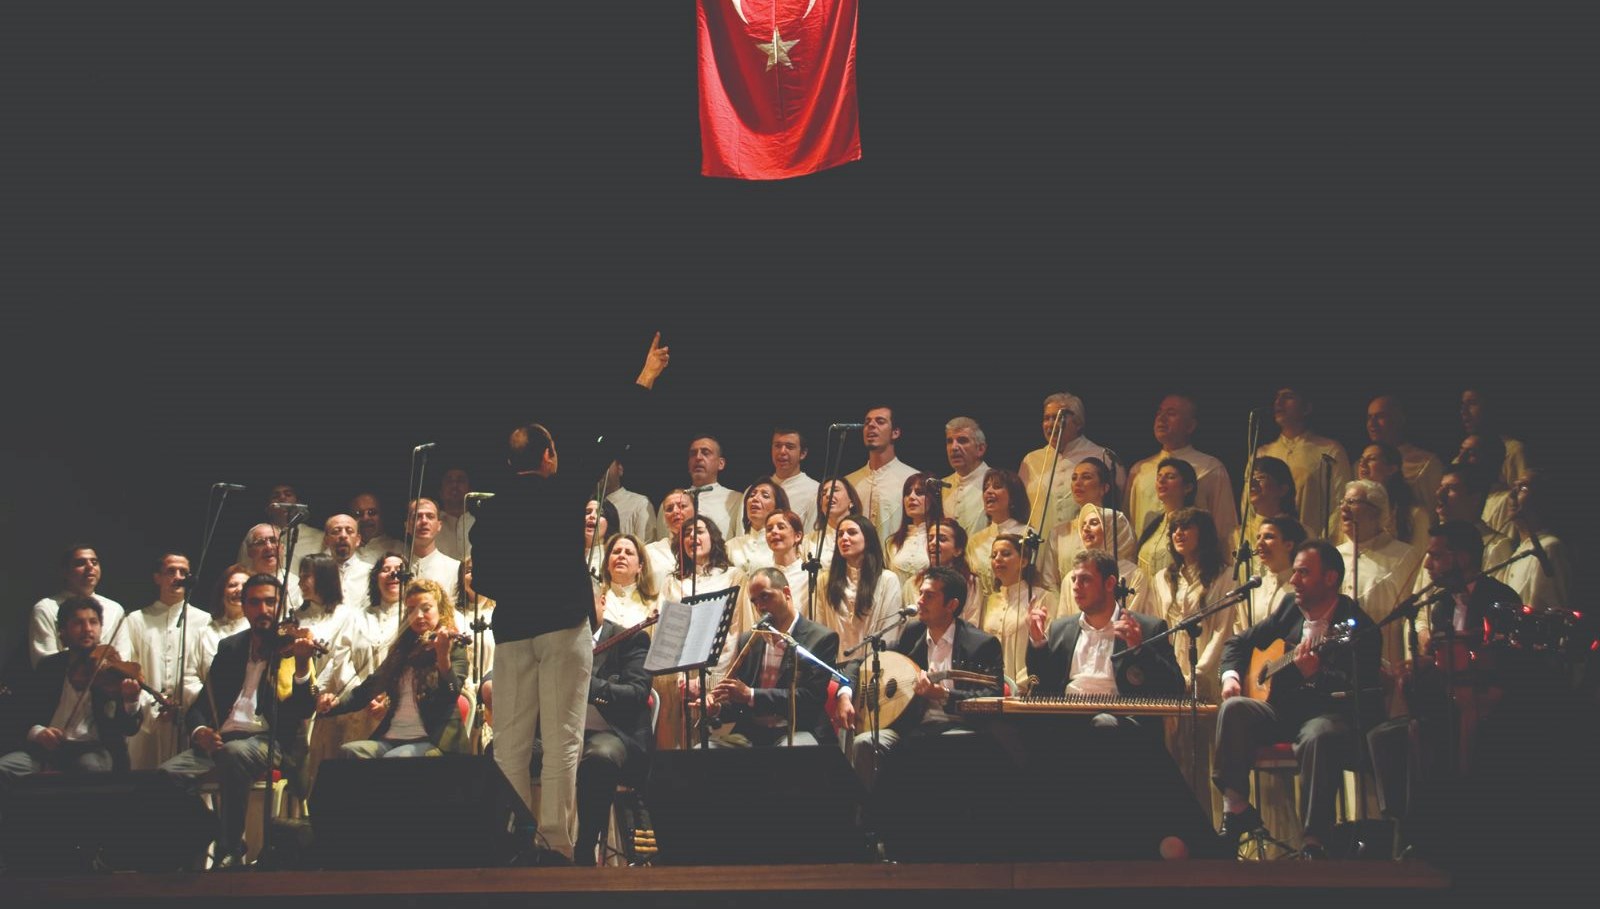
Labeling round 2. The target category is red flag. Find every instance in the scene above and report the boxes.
[698,0,861,180]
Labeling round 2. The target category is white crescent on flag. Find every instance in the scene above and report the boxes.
[728,1,819,23]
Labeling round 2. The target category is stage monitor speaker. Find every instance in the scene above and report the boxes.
[646,746,870,865]
[0,770,214,874]
[869,731,1022,863]
[310,754,532,869]
[870,727,1226,862]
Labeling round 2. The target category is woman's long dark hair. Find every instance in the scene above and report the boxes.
[825,516,888,620]
[1164,507,1226,594]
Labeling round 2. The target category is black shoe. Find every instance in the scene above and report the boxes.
[1219,805,1266,842]
[212,851,246,872]
[1301,843,1330,861]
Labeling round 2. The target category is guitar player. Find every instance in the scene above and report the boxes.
[1212,540,1383,859]
[834,566,1002,792]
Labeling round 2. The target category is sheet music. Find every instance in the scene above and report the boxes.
[644,586,739,675]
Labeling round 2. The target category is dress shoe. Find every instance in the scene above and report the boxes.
[1218,804,1266,842]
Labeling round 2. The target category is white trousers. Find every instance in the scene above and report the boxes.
[490,623,592,858]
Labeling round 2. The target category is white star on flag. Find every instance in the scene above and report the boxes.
[756,28,797,71]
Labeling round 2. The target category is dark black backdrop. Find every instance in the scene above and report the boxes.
[3,3,1591,665]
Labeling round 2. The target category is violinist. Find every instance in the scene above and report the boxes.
[0,596,142,781]
[159,574,319,870]
[321,579,470,758]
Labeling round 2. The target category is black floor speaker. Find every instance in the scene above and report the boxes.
[870,725,1227,862]
[646,746,870,864]
[0,770,214,874]
[309,754,532,869]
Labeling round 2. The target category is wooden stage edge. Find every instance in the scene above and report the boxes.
[12,860,1449,902]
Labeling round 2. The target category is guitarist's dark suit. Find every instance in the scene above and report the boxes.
[1214,593,1383,840]
[715,616,839,745]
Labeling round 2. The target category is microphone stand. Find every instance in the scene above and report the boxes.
[1024,409,1067,571]
[1321,454,1335,540]
[1102,450,1132,610]
[754,624,850,747]
[683,488,707,751]
[804,426,853,624]
[843,611,912,777]
[256,510,305,870]
[1117,582,1253,795]
[178,484,239,756]
[401,444,433,636]
[1235,411,1262,592]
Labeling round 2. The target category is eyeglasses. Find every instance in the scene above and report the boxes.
[354,509,381,518]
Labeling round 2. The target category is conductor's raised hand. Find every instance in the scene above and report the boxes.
[636,331,671,389]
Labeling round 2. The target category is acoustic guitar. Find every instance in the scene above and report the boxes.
[857,651,1001,728]
[1244,618,1357,701]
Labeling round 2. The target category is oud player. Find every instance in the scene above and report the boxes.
[833,566,1001,792]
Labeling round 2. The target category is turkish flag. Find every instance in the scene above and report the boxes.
[698,0,861,180]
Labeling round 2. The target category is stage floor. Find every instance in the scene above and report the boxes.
[11,859,1451,907]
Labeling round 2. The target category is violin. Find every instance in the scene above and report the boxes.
[409,629,472,665]
[68,644,179,712]
[273,620,330,657]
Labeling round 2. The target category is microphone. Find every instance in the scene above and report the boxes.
[895,605,918,618]
[465,492,495,512]
[755,614,774,631]
[1101,448,1120,465]
[1213,576,1263,607]
[1527,533,1554,578]
[687,484,717,494]
[213,482,247,491]
[413,442,437,454]
[921,477,952,490]
[172,576,192,589]
[268,502,311,519]
[830,423,866,431]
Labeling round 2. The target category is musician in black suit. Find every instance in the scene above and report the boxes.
[521,590,653,866]
[0,596,142,781]
[1367,520,1521,822]
[708,567,841,746]
[835,565,1003,791]
[1027,548,1184,709]
[158,575,318,869]
[1213,541,1383,858]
